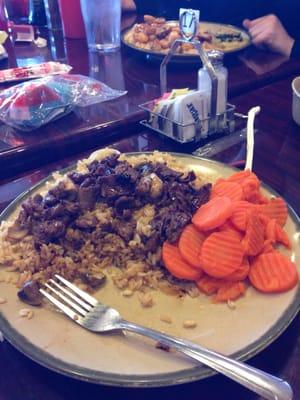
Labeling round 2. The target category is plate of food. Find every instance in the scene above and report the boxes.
[122,15,251,63]
[0,149,299,387]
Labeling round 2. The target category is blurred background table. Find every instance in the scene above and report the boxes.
[1,14,300,177]
[0,13,299,400]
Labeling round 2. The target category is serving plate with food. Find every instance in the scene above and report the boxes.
[122,15,251,62]
[0,149,299,386]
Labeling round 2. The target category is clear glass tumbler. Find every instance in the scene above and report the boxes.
[80,0,121,52]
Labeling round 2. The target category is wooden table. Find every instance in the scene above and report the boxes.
[1,16,300,178]
[0,17,300,400]
[0,75,299,399]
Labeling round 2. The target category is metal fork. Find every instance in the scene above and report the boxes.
[40,274,293,400]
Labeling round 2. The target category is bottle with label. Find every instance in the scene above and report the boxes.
[198,50,228,116]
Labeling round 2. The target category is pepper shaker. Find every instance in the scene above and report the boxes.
[198,50,228,116]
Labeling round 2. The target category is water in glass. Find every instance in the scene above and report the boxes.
[80,0,121,52]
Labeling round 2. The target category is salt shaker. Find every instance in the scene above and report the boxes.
[198,50,228,116]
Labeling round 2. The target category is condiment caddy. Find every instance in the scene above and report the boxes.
[140,9,237,144]
[140,99,236,144]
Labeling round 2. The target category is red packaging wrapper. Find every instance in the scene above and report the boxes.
[0,74,127,130]
[0,62,72,83]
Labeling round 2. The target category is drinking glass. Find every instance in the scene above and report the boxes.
[89,51,125,90]
[80,0,121,52]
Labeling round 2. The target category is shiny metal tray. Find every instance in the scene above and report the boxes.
[139,100,236,144]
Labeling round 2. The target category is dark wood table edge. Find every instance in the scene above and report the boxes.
[4,114,145,179]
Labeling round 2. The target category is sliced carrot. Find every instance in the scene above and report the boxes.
[162,242,203,281]
[261,197,288,226]
[258,212,271,226]
[211,180,244,202]
[241,177,260,201]
[242,211,265,256]
[225,169,261,202]
[199,231,244,278]
[214,177,227,186]
[196,275,226,295]
[247,191,269,204]
[249,251,298,293]
[265,218,277,243]
[275,223,291,249]
[226,169,254,183]
[230,200,254,231]
[178,224,205,269]
[218,220,243,240]
[192,196,233,231]
[218,220,236,231]
[224,258,250,281]
[261,239,275,254]
[265,217,291,249]
[213,281,247,303]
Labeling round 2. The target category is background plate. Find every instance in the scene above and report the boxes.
[122,22,251,64]
[0,153,299,387]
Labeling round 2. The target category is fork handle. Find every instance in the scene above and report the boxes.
[118,319,292,400]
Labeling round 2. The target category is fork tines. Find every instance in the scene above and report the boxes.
[40,274,98,321]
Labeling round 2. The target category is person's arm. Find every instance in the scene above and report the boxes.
[243,14,294,57]
[121,0,164,16]
[122,0,136,12]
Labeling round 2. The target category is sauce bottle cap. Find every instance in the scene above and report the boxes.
[207,50,224,63]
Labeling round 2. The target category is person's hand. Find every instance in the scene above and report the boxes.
[243,14,295,57]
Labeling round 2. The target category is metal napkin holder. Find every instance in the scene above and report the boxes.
[139,10,236,144]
